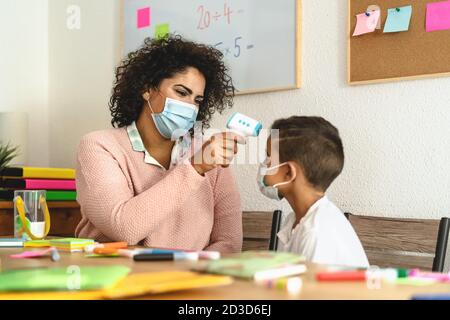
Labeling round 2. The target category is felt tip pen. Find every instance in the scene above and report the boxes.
[145,249,220,260]
[84,242,128,254]
[316,268,404,282]
[258,277,303,295]
[316,270,366,281]
[133,252,199,261]
[92,247,123,255]
[147,247,221,260]
[118,248,220,260]
[408,269,450,282]
[117,249,178,257]
[254,264,307,282]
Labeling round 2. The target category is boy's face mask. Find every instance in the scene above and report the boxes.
[257,158,295,201]
[146,92,199,140]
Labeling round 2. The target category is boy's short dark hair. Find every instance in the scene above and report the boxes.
[271,116,344,192]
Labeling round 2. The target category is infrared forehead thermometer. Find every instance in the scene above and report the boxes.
[226,112,262,137]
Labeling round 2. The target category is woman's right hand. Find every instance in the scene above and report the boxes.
[191,132,246,175]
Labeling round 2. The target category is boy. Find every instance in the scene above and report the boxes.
[257,116,369,268]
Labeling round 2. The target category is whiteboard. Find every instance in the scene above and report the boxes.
[121,0,301,94]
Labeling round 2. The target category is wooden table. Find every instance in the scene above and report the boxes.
[1,247,450,300]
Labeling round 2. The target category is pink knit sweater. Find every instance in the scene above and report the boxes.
[75,127,242,253]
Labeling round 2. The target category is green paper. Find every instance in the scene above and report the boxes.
[155,23,170,40]
[0,266,130,292]
[396,278,437,286]
[49,238,94,245]
[194,250,305,279]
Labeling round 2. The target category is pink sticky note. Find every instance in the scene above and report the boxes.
[10,248,53,259]
[426,1,450,32]
[353,10,381,36]
[137,7,151,29]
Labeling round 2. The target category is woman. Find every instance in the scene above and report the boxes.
[75,36,244,253]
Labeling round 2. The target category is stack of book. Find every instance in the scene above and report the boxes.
[0,167,76,201]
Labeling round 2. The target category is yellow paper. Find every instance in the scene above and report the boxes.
[24,240,51,248]
[0,271,233,300]
[0,291,103,300]
[103,271,233,299]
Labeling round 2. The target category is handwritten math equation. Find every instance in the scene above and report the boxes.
[214,37,254,58]
[196,3,255,59]
[197,3,244,30]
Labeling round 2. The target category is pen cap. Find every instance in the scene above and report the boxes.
[182,252,199,261]
[226,112,262,137]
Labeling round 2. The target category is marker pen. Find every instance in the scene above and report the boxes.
[118,248,220,260]
[84,242,128,254]
[254,264,307,282]
[316,268,402,282]
[133,252,199,261]
[408,269,450,282]
[258,277,303,295]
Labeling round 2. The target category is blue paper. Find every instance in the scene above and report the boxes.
[383,5,412,33]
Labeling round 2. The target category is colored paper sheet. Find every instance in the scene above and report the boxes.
[0,266,130,292]
[49,238,95,252]
[367,5,382,29]
[24,240,51,248]
[353,10,381,36]
[103,271,233,298]
[383,5,412,33]
[155,23,170,39]
[0,271,232,300]
[10,248,54,259]
[396,278,438,286]
[426,1,450,32]
[137,7,150,29]
[193,250,305,279]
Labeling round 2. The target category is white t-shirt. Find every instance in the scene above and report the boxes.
[277,196,369,268]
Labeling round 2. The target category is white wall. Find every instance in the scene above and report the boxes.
[224,0,450,219]
[20,0,450,219]
[48,0,119,166]
[0,0,49,166]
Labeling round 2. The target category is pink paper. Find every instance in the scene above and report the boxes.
[10,248,53,259]
[426,1,450,32]
[353,10,381,36]
[137,7,151,29]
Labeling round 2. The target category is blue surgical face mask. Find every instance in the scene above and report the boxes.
[257,158,294,201]
[147,95,198,140]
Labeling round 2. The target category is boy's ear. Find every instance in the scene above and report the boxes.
[285,161,297,181]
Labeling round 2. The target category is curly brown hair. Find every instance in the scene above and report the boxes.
[109,35,235,128]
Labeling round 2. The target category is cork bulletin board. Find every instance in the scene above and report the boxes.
[348,0,450,85]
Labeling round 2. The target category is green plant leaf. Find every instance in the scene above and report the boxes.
[0,141,20,171]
